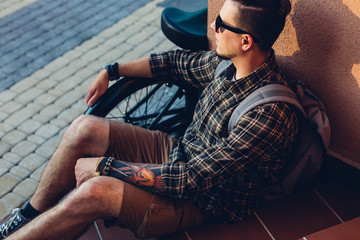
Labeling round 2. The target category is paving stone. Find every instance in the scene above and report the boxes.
[19,153,47,172]
[9,76,40,93]
[58,108,83,123]
[0,142,11,157]
[0,110,9,121]
[27,134,46,145]
[80,48,103,62]
[30,162,47,182]
[34,93,57,106]
[0,159,14,177]
[51,66,77,82]
[68,58,88,69]
[50,118,70,129]
[0,0,37,18]
[71,98,87,113]
[35,79,57,91]
[0,101,22,115]
[86,61,103,72]
[73,67,96,81]
[2,152,21,165]
[66,75,88,89]
[134,37,162,56]
[0,130,5,139]
[47,87,65,97]
[44,57,70,72]
[11,140,38,158]
[2,130,27,146]
[62,49,83,60]
[35,124,60,139]
[10,165,31,179]
[31,68,52,80]
[14,87,44,104]
[35,135,61,159]
[55,78,78,93]
[4,108,37,127]
[38,104,64,118]
[0,193,25,220]
[126,27,158,46]
[0,90,16,102]
[32,112,52,124]
[18,119,42,134]
[13,178,38,199]
[0,173,22,198]
[54,90,83,109]
[26,102,43,113]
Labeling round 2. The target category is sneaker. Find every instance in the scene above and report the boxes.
[0,208,30,239]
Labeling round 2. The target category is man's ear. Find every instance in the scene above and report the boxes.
[241,35,254,51]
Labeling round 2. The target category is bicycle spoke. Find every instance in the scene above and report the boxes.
[86,77,198,138]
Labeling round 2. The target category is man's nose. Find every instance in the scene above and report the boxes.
[210,21,216,32]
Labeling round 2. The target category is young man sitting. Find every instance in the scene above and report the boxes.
[0,0,296,239]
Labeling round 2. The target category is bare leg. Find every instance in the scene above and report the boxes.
[8,177,124,240]
[30,115,110,212]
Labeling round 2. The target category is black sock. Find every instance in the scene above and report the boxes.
[20,201,41,219]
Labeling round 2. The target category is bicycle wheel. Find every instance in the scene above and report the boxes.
[85,77,199,138]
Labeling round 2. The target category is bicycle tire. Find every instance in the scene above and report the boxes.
[85,77,199,138]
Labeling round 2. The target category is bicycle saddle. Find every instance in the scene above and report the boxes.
[161,7,208,51]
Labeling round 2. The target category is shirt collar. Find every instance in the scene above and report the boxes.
[226,50,283,100]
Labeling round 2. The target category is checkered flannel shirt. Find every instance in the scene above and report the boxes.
[149,50,299,223]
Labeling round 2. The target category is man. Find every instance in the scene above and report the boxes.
[1,0,296,239]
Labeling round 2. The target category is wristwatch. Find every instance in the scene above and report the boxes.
[103,62,120,81]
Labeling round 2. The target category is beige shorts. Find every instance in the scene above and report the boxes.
[104,120,205,239]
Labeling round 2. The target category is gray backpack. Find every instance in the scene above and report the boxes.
[216,61,331,200]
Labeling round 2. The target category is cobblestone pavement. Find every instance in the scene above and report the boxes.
[0,0,206,220]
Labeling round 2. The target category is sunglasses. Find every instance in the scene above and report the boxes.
[215,15,259,42]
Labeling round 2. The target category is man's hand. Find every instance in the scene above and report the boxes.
[74,157,99,187]
[85,69,109,107]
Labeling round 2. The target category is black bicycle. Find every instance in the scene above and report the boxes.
[85,7,208,138]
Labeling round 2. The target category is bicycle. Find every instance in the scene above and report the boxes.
[85,7,208,138]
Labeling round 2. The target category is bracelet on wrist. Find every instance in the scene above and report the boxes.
[103,157,114,176]
[103,62,120,81]
[94,157,106,177]
[95,157,114,176]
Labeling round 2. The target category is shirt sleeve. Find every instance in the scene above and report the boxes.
[159,103,299,199]
[149,50,221,88]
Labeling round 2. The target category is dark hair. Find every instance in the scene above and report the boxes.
[232,0,291,51]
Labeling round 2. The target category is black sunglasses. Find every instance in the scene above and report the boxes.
[215,15,259,42]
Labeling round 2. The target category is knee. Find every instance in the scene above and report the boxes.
[63,115,109,152]
[62,178,108,216]
[64,115,98,142]
[62,177,124,217]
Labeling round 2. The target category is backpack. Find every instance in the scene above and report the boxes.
[215,60,331,200]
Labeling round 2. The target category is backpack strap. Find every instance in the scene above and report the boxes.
[228,84,306,134]
[214,60,232,79]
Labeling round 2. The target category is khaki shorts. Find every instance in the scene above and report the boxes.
[104,121,205,239]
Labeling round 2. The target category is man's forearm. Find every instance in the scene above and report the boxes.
[117,56,153,78]
[96,157,164,193]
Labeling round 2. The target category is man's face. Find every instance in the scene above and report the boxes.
[211,0,243,60]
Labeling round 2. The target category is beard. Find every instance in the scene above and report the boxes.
[215,48,235,60]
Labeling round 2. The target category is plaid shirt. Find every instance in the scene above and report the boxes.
[149,50,299,223]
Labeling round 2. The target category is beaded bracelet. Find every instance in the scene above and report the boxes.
[103,157,114,176]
